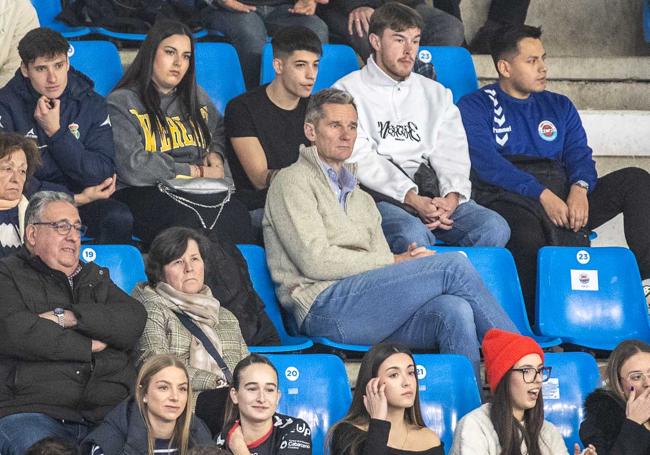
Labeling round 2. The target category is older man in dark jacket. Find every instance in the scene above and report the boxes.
[0,191,147,455]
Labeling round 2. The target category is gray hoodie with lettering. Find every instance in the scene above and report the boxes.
[107,86,230,188]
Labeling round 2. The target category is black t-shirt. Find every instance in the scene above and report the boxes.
[225,84,309,210]
[0,206,21,258]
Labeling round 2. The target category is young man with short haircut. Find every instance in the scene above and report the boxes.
[225,26,322,228]
[333,3,509,253]
[0,27,133,244]
[458,25,650,318]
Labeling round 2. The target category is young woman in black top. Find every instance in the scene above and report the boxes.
[330,343,443,455]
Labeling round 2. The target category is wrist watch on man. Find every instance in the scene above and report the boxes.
[53,307,65,328]
[574,180,589,191]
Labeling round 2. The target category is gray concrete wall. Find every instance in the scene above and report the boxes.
[459,0,650,57]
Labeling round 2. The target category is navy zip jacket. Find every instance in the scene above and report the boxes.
[457,83,597,199]
[0,68,116,195]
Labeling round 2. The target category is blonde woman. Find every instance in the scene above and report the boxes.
[83,354,212,455]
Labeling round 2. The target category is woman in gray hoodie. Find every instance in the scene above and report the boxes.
[107,19,253,248]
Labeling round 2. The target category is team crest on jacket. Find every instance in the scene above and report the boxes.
[68,123,80,139]
[538,120,557,141]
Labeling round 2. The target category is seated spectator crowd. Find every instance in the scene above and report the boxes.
[0,1,649,454]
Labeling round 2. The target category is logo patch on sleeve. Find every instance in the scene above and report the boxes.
[538,120,557,141]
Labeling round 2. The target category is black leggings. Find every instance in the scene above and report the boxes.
[114,186,254,248]
[434,0,530,24]
[489,167,650,323]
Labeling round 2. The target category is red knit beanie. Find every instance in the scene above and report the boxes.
[482,329,544,392]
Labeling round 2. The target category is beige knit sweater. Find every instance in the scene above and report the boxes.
[263,145,394,327]
[0,0,39,88]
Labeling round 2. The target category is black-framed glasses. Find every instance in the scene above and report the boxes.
[32,220,87,236]
[511,366,552,383]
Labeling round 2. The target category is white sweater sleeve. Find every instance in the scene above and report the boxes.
[348,122,418,203]
[427,89,472,202]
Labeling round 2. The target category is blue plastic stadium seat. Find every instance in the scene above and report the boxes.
[79,244,146,294]
[543,352,601,450]
[33,0,92,38]
[433,247,561,348]
[67,41,123,97]
[536,246,650,349]
[92,27,207,42]
[260,43,359,91]
[236,244,313,353]
[413,354,481,450]
[266,354,352,455]
[195,43,246,114]
[417,46,479,102]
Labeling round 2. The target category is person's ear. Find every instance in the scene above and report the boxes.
[369,33,381,53]
[229,387,239,405]
[272,57,284,76]
[24,225,37,249]
[20,62,29,78]
[304,122,317,142]
[497,59,510,79]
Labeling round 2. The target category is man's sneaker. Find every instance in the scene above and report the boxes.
[644,284,650,313]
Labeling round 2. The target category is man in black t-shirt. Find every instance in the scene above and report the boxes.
[225,26,322,230]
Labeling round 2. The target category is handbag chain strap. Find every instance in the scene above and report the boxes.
[157,182,232,231]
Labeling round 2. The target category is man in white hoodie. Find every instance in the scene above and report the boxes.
[334,3,509,252]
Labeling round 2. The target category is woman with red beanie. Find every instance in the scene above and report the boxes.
[449,329,597,455]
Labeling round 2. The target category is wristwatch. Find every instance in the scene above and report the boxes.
[53,308,65,328]
[574,180,589,191]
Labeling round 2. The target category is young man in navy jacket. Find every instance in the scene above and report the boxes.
[0,27,133,244]
[458,25,650,319]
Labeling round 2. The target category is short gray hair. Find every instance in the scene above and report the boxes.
[305,88,357,125]
[25,191,75,225]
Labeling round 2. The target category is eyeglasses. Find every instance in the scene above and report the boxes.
[511,366,552,383]
[32,220,87,236]
[624,371,650,383]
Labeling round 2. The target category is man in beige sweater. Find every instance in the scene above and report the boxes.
[263,88,517,378]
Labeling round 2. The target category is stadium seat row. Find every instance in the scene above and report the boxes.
[79,243,650,355]
[66,40,478,108]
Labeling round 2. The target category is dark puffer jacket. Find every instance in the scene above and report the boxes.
[0,248,147,423]
[580,388,650,455]
[82,397,212,455]
[0,68,116,195]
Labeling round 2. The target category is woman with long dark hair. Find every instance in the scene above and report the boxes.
[580,339,650,454]
[83,354,212,455]
[107,19,253,247]
[450,329,596,455]
[215,354,311,454]
[329,343,443,455]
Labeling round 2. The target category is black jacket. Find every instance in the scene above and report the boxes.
[580,388,650,455]
[82,397,213,455]
[0,248,147,423]
[205,237,279,346]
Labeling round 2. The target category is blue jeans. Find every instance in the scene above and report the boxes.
[377,200,511,253]
[302,253,518,380]
[0,413,90,455]
[202,4,329,88]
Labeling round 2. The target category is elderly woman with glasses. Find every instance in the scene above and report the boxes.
[450,329,596,455]
[580,339,650,455]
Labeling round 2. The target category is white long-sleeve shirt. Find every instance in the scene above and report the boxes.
[333,56,471,203]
